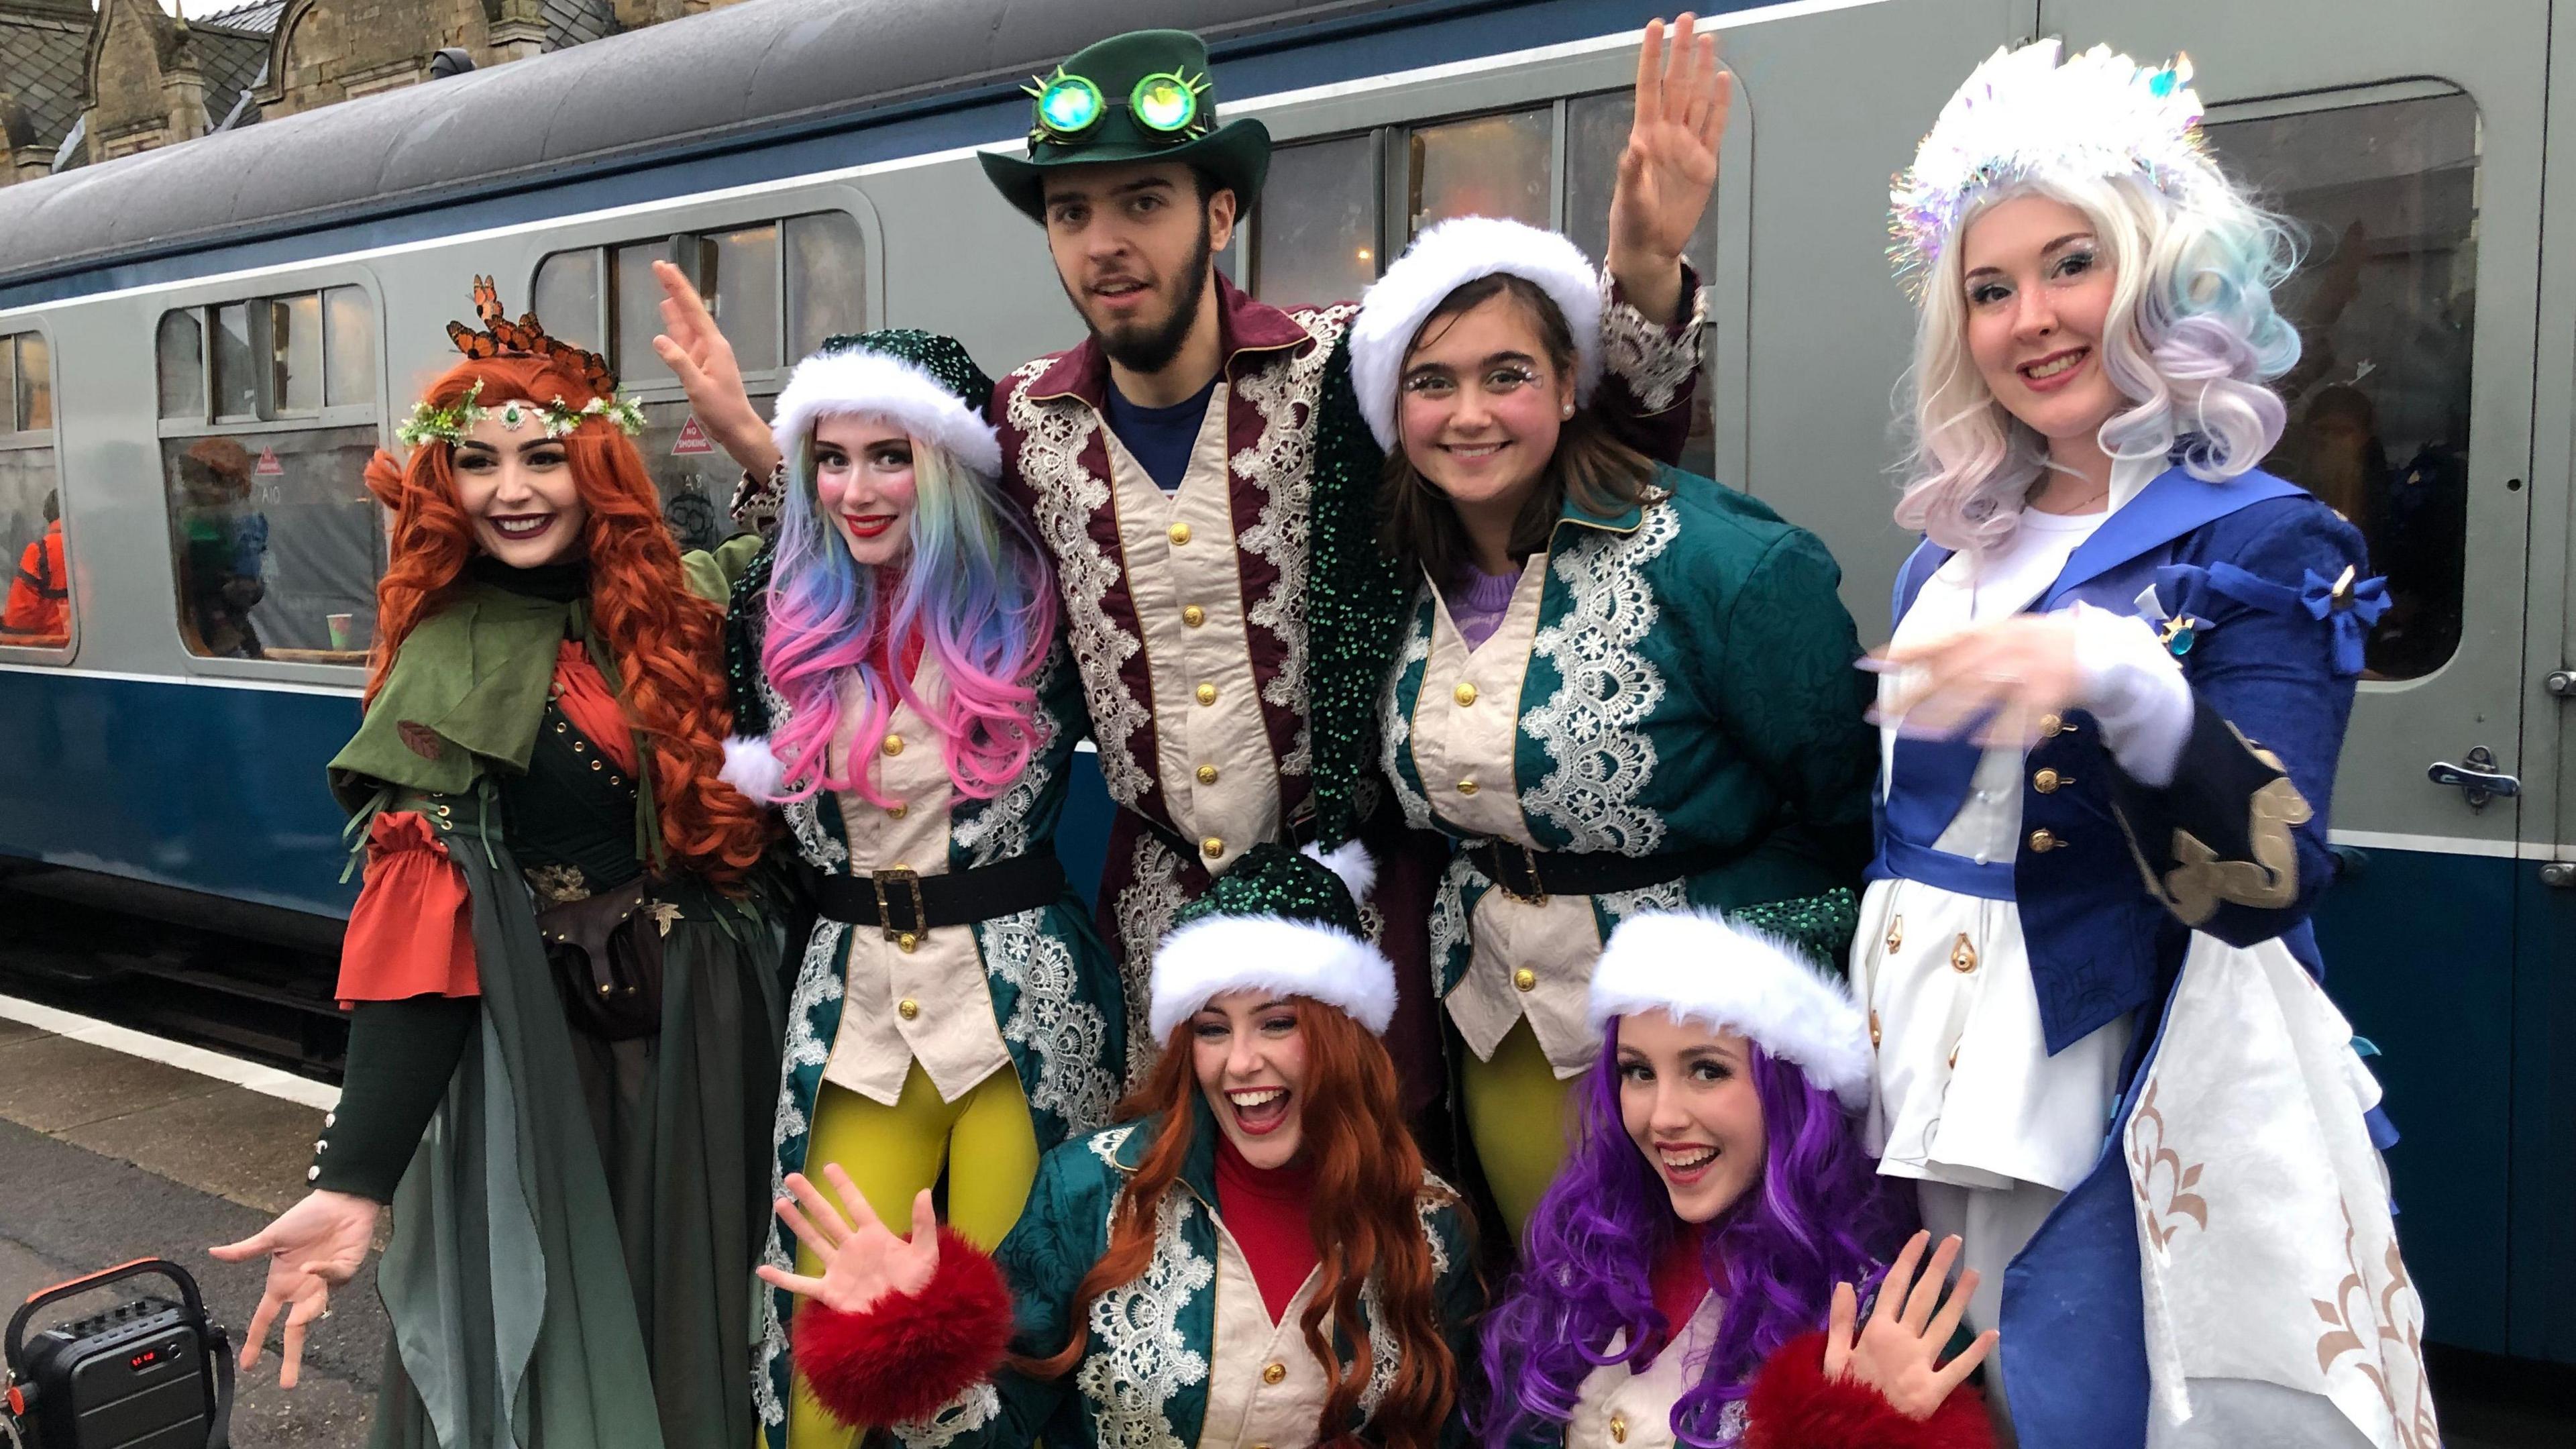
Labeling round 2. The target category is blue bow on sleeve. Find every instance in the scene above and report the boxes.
[2175,560,2391,678]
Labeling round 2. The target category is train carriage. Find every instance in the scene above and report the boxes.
[0,0,2567,1376]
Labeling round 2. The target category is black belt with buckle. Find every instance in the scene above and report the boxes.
[810,853,1069,939]
[1466,839,1748,905]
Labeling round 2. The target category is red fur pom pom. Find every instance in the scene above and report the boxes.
[1743,1330,1995,1449]
[792,1227,1016,1428]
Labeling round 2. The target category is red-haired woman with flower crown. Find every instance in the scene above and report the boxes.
[210,286,784,1448]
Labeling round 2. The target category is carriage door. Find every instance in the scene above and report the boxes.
[2041,0,2549,1360]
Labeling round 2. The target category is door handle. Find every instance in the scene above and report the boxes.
[2427,746,2520,809]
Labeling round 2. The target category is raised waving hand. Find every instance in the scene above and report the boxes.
[651,258,785,479]
[1607,12,1731,324]
[756,1163,940,1316]
[1824,1230,2000,1419]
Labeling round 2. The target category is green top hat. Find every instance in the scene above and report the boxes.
[980,29,1272,224]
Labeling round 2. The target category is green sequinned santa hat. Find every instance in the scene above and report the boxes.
[769,328,1002,478]
[1589,909,1874,1109]
[1148,841,1394,1041]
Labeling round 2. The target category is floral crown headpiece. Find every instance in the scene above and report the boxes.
[1890,40,2212,295]
[396,276,647,447]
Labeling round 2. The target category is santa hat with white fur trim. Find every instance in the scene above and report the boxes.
[1147,841,1395,1042]
[769,329,1003,479]
[1347,215,1606,451]
[1589,910,1875,1110]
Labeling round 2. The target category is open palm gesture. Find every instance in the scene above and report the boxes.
[1607,11,1730,312]
[208,1189,379,1389]
[755,1164,940,1317]
[1824,1230,2000,1419]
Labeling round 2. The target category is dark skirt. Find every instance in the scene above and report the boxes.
[369,841,784,1449]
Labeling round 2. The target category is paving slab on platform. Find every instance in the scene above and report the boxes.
[60,1081,327,1217]
[0,1119,382,1447]
[0,1029,230,1132]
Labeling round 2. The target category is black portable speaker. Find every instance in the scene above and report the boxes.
[2,1259,231,1449]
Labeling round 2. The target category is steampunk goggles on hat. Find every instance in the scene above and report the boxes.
[1026,66,1214,145]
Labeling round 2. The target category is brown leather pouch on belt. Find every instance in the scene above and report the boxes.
[536,879,666,1040]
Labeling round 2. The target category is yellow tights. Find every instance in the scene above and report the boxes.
[788,1062,1037,1448]
[1462,1020,1579,1243]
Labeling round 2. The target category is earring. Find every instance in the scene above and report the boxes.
[1560,402,1575,419]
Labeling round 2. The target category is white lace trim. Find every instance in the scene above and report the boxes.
[1075,1191,1216,1449]
[1598,877,1690,924]
[953,649,1061,867]
[755,918,851,1432]
[1009,363,1156,806]
[892,1381,1003,1449]
[1599,270,1707,415]
[980,906,1120,1134]
[1112,831,1190,1085]
[1230,303,1358,782]
[1519,502,1682,853]
[1428,852,1475,989]
[1379,590,1436,832]
[767,684,852,872]
[1087,1121,1142,1170]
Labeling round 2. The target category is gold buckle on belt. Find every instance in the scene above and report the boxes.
[1486,841,1549,907]
[872,867,928,943]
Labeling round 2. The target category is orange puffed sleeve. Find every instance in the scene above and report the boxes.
[336,810,480,1007]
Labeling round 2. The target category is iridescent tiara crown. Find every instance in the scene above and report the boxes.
[1890,40,2211,293]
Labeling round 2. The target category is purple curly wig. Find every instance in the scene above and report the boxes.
[1478,1019,1909,1447]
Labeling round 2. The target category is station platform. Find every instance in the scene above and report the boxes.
[3,988,2569,1448]
[0,997,382,1447]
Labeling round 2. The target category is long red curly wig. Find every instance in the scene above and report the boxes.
[1021,1001,1462,1449]
[364,354,765,886]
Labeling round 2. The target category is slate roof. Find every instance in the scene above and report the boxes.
[188,17,271,132]
[543,0,621,52]
[0,6,88,155]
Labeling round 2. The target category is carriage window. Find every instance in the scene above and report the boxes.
[158,311,205,419]
[1,331,67,651]
[325,287,378,408]
[1409,106,1552,237]
[159,285,384,665]
[615,239,676,386]
[786,211,867,361]
[213,303,257,421]
[267,292,324,416]
[2206,91,2479,680]
[533,210,863,546]
[1565,89,1723,478]
[533,246,606,352]
[700,224,782,372]
[1253,135,1381,304]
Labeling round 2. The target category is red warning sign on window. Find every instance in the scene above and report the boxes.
[254,447,285,477]
[672,416,715,455]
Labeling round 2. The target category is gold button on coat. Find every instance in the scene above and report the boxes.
[1456,779,1479,796]
[1195,764,1220,785]
[1195,682,1218,706]
[1201,837,1225,859]
[887,802,908,820]
[882,733,905,756]
[1167,522,1191,545]
[1513,967,1538,993]
[1610,1413,1628,1443]
[898,998,920,1020]
[1950,934,1978,974]
[1182,604,1205,627]
[1870,1010,1882,1048]
[1453,682,1478,706]
[2028,828,2059,853]
[898,932,919,953]
[2033,767,2062,794]
[2037,712,2065,737]
[1884,916,1903,955]
[1261,1361,1286,1385]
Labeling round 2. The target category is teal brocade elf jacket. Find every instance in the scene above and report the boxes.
[1382,464,1882,981]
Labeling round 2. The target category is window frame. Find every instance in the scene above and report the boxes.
[152,268,388,686]
[1240,46,1751,482]
[527,201,879,404]
[0,318,72,664]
